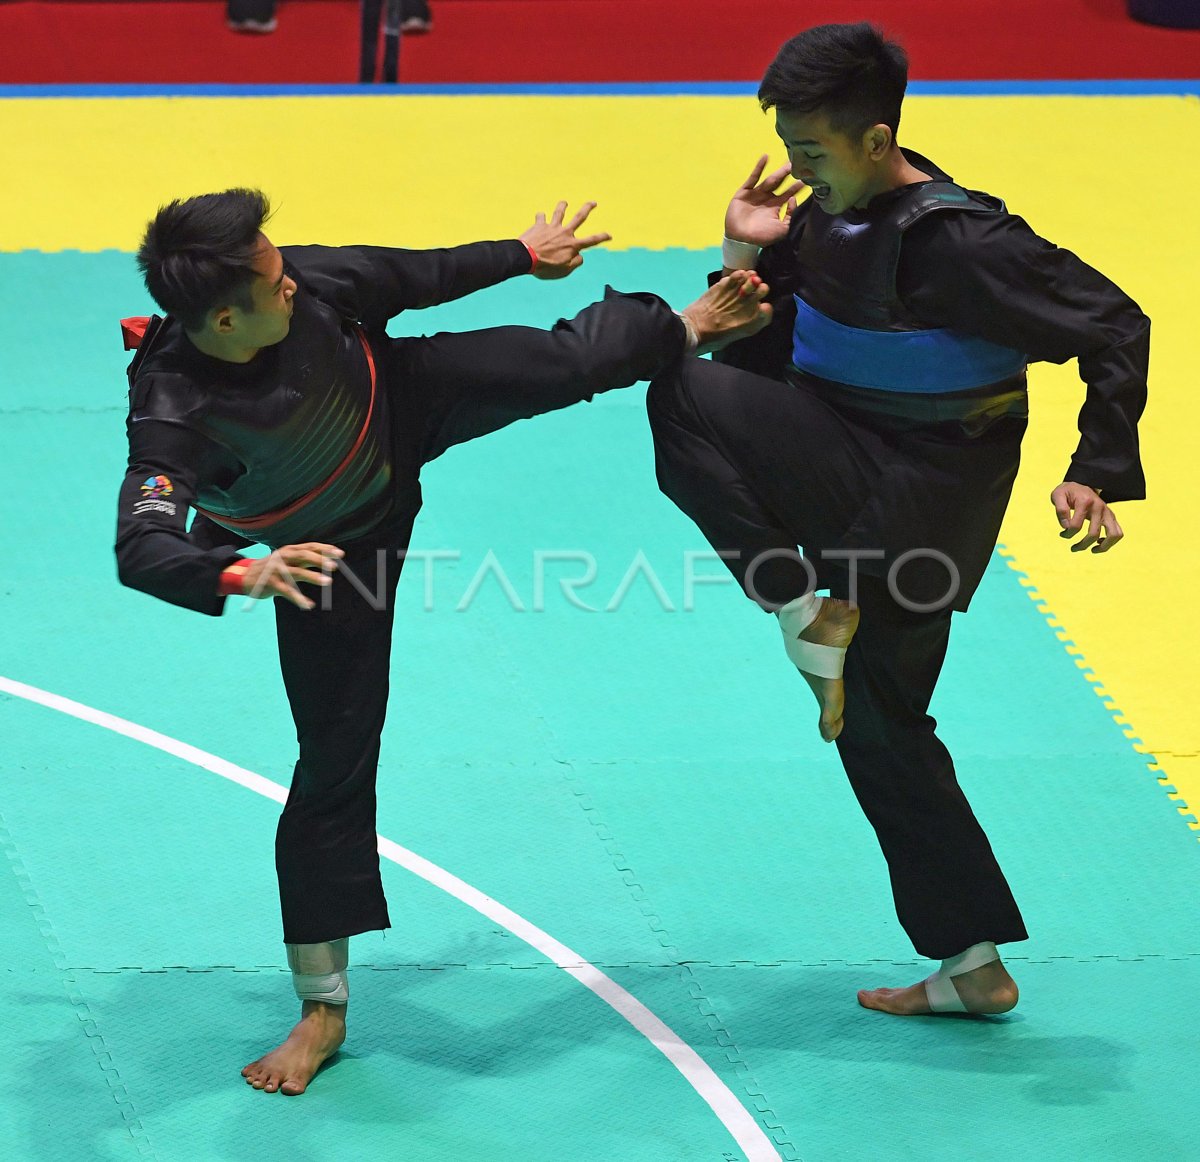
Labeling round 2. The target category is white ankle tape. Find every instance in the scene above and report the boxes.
[776,593,845,680]
[777,592,820,634]
[923,941,999,1013]
[941,941,999,977]
[287,938,350,1005]
[675,310,700,354]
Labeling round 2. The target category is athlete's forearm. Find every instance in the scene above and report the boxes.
[1065,319,1149,501]
[115,463,243,615]
[116,524,242,615]
[283,241,531,326]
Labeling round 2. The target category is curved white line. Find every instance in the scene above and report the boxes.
[0,674,779,1162]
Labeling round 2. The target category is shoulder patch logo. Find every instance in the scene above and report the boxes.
[133,473,178,517]
[140,474,173,499]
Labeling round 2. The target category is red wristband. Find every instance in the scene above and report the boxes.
[520,239,539,272]
[218,558,251,597]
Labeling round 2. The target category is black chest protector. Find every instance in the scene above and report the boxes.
[790,179,1026,392]
[125,285,393,547]
[797,182,992,331]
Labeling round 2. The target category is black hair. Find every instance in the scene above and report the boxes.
[136,188,271,331]
[758,23,908,141]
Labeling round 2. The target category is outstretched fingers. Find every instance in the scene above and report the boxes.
[739,157,798,198]
[740,154,770,188]
[244,544,343,609]
[761,163,804,200]
[566,200,598,230]
[740,155,786,186]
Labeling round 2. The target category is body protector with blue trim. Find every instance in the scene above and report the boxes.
[791,180,1028,393]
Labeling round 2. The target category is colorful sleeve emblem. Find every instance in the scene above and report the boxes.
[140,474,173,499]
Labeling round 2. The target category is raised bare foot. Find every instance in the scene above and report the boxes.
[790,596,859,742]
[680,270,773,355]
[858,958,1019,1017]
[242,1000,347,1095]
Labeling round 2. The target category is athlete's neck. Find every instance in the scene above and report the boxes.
[185,328,263,365]
[854,147,933,210]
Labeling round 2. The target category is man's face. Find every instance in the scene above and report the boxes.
[217,233,297,348]
[774,108,888,217]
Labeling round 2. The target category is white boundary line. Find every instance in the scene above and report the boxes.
[0,674,780,1162]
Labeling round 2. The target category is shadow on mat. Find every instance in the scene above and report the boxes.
[702,964,1133,1107]
[18,954,711,1160]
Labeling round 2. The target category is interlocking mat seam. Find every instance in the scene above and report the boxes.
[44,952,1200,974]
[455,578,799,1158]
[997,547,1199,841]
[0,811,158,1160]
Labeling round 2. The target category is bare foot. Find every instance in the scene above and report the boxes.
[790,597,859,742]
[242,1000,347,1095]
[681,270,773,355]
[858,959,1019,1017]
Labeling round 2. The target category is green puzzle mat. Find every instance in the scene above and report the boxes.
[1,251,1196,1160]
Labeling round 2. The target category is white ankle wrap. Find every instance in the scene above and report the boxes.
[674,310,700,354]
[923,940,999,1013]
[776,593,845,679]
[287,938,349,1005]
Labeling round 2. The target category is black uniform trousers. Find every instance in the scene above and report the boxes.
[646,356,1029,960]
[271,290,685,946]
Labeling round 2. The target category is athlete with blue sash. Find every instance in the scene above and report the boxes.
[647,23,1148,1017]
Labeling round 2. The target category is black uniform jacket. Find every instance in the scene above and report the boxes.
[721,149,1149,502]
[116,240,532,615]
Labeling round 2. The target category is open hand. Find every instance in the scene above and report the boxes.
[521,201,611,280]
[237,543,345,609]
[724,155,806,248]
[1051,482,1123,553]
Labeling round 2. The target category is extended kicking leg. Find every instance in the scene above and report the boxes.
[678,270,772,354]
[242,939,350,1094]
[398,271,772,468]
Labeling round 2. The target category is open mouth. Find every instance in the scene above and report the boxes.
[809,184,832,201]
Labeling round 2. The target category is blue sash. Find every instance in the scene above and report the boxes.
[791,294,1026,393]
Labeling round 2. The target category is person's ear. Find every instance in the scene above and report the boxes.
[213,306,235,334]
[864,123,893,159]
